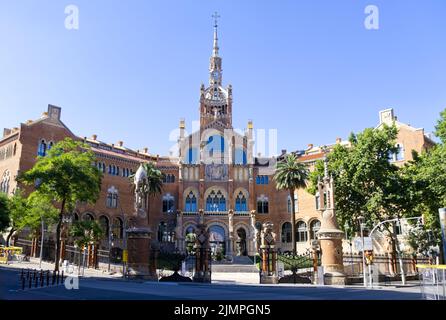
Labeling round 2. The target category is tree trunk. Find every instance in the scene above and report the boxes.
[290,189,297,255]
[54,198,66,272]
[6,227,16,247]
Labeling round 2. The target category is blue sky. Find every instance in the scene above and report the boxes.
[1,0,445,155]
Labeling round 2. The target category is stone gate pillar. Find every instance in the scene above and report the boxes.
[193,222,211,283]
[259,222,278,284]
[316,152,346,285]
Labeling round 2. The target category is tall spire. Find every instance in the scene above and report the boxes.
[212,12,220,57]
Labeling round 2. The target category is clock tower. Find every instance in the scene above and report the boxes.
[200,13,233,130]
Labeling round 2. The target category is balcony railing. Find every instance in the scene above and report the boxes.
[183,212,198,216]
[234,211,250,216]
[204,211,228,216]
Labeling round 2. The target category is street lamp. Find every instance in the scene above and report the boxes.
[39,215,45,269]
[344,222,354,276]
[358,216,367,288]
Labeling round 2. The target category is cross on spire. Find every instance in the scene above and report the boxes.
[212,12,220,28]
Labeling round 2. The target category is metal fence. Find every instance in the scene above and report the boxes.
[417,264,446,300]
[343,253,429,277]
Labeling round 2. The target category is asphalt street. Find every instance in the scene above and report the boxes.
[0,266,423,300]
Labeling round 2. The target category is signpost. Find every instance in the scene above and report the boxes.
[439,208,446,264]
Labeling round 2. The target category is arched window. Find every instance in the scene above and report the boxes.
[162,194,175,213]
[281,222,292,243]
[206,190,226,212]
[235,191,247,212]
[310,220,321,240]
[256,175,269,185]
[116,166,120,176]
[287,194,299,213]
[99,216,110,238]
[158,222,167,242]
[257,195,269,214]
[396,144,405,161]
[296,221,308,242]
[0,171,11,194]
[234,148,247,165]
[37,140,47,157]
[315,192,320,210]
[48,141,54,151]
[185,191,197,212]
[106,186,118,208]
[83,213,94,221]
[112,217,123,239]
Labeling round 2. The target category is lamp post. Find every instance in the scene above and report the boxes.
[344,222,354,276]
[358,216,367,288]
[108,229,114,273]
[39,217,45,269]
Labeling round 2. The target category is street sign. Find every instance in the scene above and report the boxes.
[354,237,373,251]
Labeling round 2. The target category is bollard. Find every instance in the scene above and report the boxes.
[40,270,44,287]
[52,271,56,285]
[21,276,25,290]
[61,270,64,283]
[21,269,24,281]
[34,272,38,288]
[56,270,60,284]
[46,270,50,287]
[27,269,30,280]
[28,273,32,289]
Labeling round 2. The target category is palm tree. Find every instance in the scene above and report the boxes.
[274,153,309,255]
[129,162,164,223]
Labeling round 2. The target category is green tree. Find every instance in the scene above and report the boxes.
[308,125,415,254]
[403,108,446,261]
[274,153,309,255]
[21,192,59,239]
[0,193,10,233]
[69,220,104,273]
[5,191,28,246]
[18,138,102,271]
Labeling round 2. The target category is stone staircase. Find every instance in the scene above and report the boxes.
[211,256,259,273]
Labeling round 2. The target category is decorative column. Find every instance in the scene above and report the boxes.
[176,210,184,254]
[126,164,157,280]
[193,222,211,283]
[259,222,278,284]
[227,209,234,258]
[249,210,257,255]
[316,151,346,285]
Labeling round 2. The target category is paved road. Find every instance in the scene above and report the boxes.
[0,267,423,300]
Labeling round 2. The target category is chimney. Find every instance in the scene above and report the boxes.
[26,120,33,125]
[143,147,148,154]
[41,112,48,118]
[307,144,313,149]
[3,128,11,137]
[118,141,124,147]
[91,134,97,140]
[336,137,342,144]
[281,149,287,155]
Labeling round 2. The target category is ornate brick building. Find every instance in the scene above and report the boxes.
[0,20,436,261]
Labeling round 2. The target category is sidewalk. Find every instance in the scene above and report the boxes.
[1,258,124,279]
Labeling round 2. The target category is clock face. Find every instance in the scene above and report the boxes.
[212,71,220,79]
